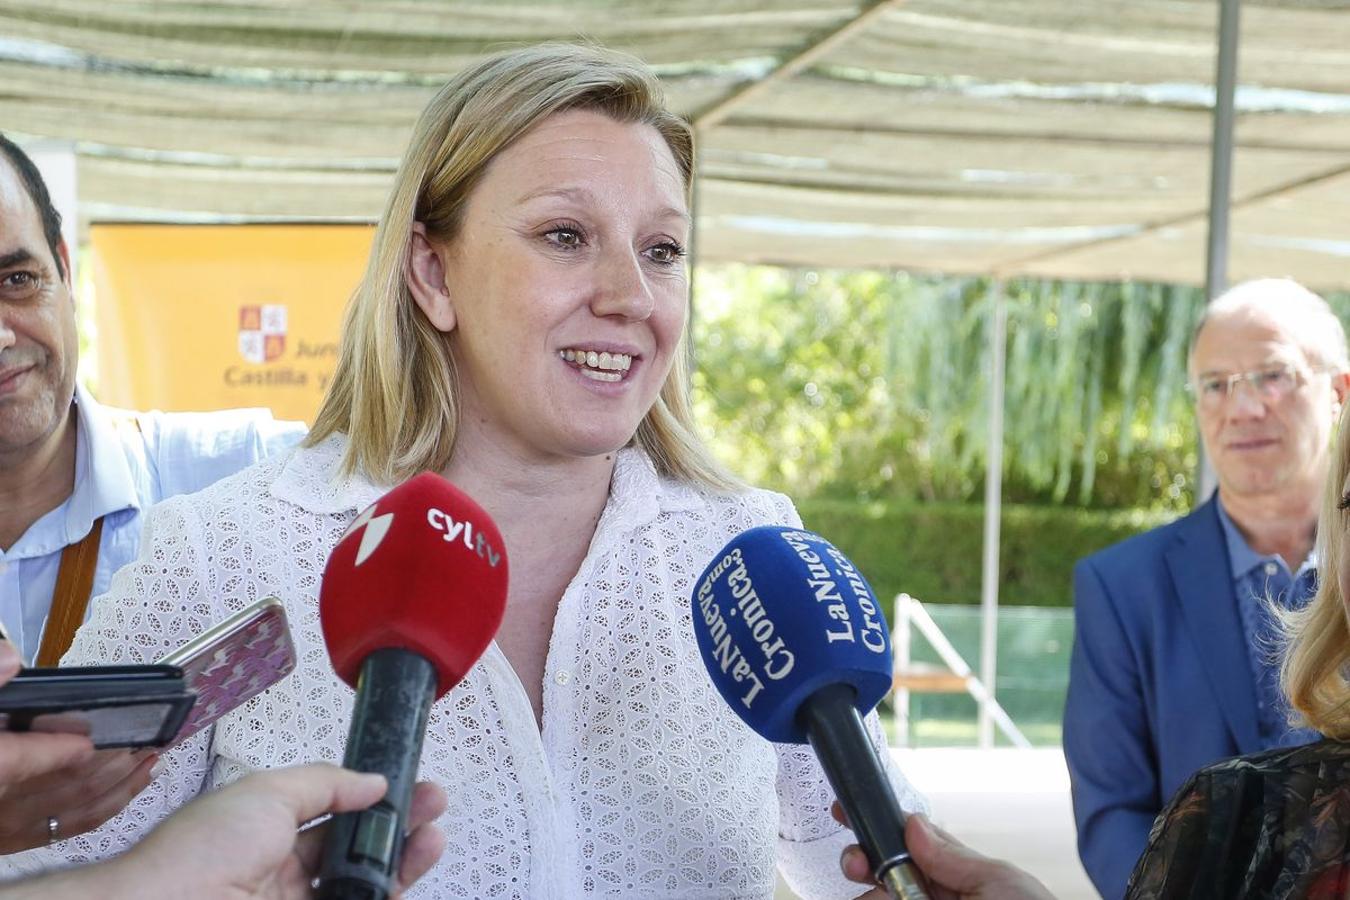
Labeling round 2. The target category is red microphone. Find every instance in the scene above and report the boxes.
[315,472,508,900]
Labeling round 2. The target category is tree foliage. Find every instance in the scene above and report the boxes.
[690,267,1212,510]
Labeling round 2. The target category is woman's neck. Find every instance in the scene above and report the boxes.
[441,437,621,726]
[440,439,617,562]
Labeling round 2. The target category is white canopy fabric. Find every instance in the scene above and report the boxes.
[4,0,1350,287]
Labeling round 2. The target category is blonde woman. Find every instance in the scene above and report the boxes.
[3,45,925,898]
[1126,402,1350,898]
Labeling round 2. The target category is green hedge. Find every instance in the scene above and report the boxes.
[796,499,1175,608]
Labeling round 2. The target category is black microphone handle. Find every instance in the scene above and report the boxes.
[315,648,439,900]
[798,683,932,900]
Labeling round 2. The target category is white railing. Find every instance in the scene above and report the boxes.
[891,593,1031,749]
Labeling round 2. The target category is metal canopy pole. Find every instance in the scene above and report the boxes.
[1199,0,1241,502]
[978,280,1007,748]
[1206,0,1241,300]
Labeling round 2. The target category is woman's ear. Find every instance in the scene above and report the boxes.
[407,222,456,332]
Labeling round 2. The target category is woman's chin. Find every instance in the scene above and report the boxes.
[555,425,641,462]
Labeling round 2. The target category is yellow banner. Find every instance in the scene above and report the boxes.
[91,224,373,423]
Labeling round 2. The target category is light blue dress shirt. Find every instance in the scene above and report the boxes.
[0,385,306,663]
[1215,496,1321,747]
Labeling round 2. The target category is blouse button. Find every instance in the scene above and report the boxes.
[1264,562,1279,577]
[555,671,570,686]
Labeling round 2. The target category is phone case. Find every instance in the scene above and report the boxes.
[159,597,296,743]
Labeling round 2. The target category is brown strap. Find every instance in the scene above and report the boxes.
[36,517,105,666]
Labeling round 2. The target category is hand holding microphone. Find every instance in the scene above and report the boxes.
[0,763,446,900]
[836,807,1054,900]
[315,472,509,900]
[690,526,931,900]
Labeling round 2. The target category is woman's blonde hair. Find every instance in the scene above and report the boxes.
[1282,403,1350,736]
[306,43,736,490]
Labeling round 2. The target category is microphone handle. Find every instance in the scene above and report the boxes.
[315,648,438,900]
[798,683,932,900]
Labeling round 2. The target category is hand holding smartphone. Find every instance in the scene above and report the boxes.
[0,598,296,749]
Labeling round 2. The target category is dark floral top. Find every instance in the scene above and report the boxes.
[1127,740,1350,900]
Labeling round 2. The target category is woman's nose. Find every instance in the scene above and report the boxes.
[589,248,655,321]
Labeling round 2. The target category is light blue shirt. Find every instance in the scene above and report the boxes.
[0,385,306,663]
[1215,496,1321,747]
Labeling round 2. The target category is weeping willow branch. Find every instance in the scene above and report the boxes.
[692,266,1343,510]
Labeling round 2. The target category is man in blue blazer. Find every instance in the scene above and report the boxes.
[1064,279,1350,899]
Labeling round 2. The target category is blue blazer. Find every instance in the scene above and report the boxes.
[1064,497,1264,900]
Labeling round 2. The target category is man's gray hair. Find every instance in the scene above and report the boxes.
[1191,278,1350,372]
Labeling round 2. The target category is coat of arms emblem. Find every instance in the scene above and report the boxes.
[238,304,287,364]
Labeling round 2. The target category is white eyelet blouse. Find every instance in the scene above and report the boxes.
[3,437,926,899]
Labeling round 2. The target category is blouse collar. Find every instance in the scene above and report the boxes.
[269,433,705,529]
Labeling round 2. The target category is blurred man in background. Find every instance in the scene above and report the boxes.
[0,134,304,668]
[1064,279,1350,897]
[0,133,305,852]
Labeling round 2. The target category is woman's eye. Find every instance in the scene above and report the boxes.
[546,227,583,249]
[1339,492,1350,512]
[647,242,686,265]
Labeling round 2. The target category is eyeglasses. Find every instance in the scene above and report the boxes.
[1187,364,1324,410]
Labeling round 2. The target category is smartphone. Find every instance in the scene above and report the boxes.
[0,665,194,749]
[159,597,297,744]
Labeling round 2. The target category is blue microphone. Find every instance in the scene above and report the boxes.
[691,526,930,900]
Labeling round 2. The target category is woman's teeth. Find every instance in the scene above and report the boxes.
[559,349,633,383]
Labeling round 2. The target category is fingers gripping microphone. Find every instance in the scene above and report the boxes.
[315,472,508,900]
[691,526,931,900]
